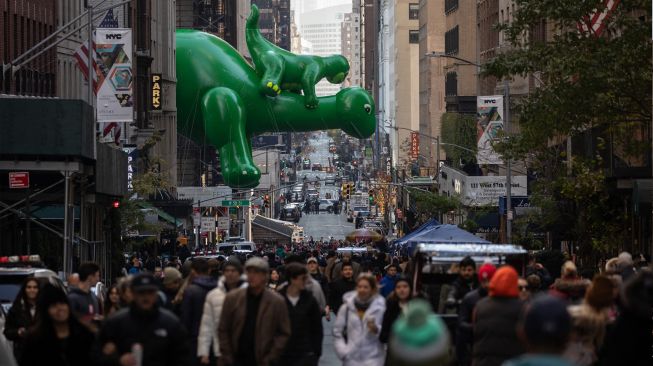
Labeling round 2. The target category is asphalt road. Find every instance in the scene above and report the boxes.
[319,316,340,366]
[298,209,353,241]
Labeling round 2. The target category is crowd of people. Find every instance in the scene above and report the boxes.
[2,248,652,366]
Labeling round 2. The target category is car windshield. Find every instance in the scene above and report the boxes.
[0,275,27,304]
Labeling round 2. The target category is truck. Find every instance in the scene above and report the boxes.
[347,193,370,222]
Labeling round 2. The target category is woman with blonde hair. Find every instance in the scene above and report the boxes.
[333,272,386,366]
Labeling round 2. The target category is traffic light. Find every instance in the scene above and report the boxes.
[342,183,351,199]
[368,189,375,205]
[264,194,270,208]
[112,200,120,209]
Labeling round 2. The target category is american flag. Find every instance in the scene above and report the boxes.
[578,0,620,37]
[74,9,122,144]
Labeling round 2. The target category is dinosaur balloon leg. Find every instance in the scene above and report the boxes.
[201,87,261,188]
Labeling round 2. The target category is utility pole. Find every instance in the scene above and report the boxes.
[504,78,512,244]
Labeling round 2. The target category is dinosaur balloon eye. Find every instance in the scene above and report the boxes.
[364,104,372,114]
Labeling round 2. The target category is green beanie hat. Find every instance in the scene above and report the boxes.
[388,299,450,366]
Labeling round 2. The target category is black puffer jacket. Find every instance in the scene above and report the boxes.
[21,319,95,366]
[279,288,323,361]
[472,296,524,366]
[95,305,192,366]
[3,301,35,360]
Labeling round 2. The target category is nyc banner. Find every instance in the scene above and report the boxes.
[95,28,133,122]
[476,95,504,165]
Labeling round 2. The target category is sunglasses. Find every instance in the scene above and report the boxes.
[518,285,528,291]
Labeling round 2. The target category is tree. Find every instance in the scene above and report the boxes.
[440,112,477,167]
[484,0,651,259]
[408,188,463,224]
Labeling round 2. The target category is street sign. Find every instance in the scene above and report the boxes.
[200,217,216,232]
[177,186,232,207]
[9,172,29,189]
[221,200,250,207]
[217,217,229,230]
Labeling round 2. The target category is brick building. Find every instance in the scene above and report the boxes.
[1,0,57,96]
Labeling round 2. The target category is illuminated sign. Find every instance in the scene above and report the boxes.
[410,132,419,161]
[151,73,162,110]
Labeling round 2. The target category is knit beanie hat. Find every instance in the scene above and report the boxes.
[477,263,497,282]
[224,256,244,273]
[489,266,519,298]
[38,283,69,310]
[389,299,450,366]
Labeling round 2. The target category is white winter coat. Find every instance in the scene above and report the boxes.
[197,275,247,357]
[333,291,386,366]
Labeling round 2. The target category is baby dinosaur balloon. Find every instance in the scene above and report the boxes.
[176,7,376,189]
[246,4,349,108]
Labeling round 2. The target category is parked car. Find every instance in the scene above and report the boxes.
[318,199,335,212]
[311,163,322,171]
[0,255,65,314]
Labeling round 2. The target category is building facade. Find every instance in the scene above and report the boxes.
[379,0,420,170]
[418,0,446,170]
[341,12,361,87]
[444,0,478,114]
[0,0,57,96]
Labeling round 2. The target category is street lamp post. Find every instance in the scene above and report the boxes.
[425,51,513,243]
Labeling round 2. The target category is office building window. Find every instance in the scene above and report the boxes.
[409,30,419,44]
[445,72,457,96]
[409,3,419,19]
[445,0,459,14]
[445,25,459,55]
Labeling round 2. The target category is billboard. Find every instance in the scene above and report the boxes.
[95,28,133,122]
[476,96,504,165]
[466,175,527,206]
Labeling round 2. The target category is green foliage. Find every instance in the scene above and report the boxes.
[483,0,651,256]
[440,112,478,167]
[408,188,463,223]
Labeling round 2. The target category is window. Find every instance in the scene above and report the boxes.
[409,4,419,19]
[445,72,458,96]
[445,0,459,14]
[409,30,419,44]
[445,26,459,55]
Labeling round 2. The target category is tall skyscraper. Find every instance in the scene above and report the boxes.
[251,0,291,51]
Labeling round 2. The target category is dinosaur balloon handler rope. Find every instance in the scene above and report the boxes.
[176,5,376,188]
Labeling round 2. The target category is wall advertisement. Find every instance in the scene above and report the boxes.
[95,28,133,122]
[476,95,504,165]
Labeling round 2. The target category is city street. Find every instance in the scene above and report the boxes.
[299,210,353,241]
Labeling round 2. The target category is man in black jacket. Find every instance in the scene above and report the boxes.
[328,262,356,314]
[181,259,217,364]
[456,263,496,366]
[279,263,323,366]
[96,273,192,366]
[446,256,478,312]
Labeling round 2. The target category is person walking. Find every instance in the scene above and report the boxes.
[21,284,94,366]
[4,277,39,361]
[472,265,524,366]
[268,268,281,291]
[446,256,478,312]
[181,259,217,364]
[67,262,102,328]
[329,262,356,315]
[549,261,590,303]
[218,257,291,366]
[380,276,413,358]
[278,263,323,366]
[563,275,616,366]
[503,295,574,366]
[333,273,386,366]
[96,273,192,366]
[379,264,399,298]
[331,253,361,282]
[160,267,183,315]
[103,284,121,317]
[197,258,247,365]
[456,263,496,366]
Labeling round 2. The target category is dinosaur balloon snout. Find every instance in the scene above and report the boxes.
[336,87,376,139]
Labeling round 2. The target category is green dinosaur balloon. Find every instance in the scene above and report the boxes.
[246,4,349,109]
[176,29,376,189]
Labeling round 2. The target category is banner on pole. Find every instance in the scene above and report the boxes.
[95,28,133,123]
[410,132,419,162]
[476,95,504,165]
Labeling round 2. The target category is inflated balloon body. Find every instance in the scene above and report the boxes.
[176,5,376,189]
